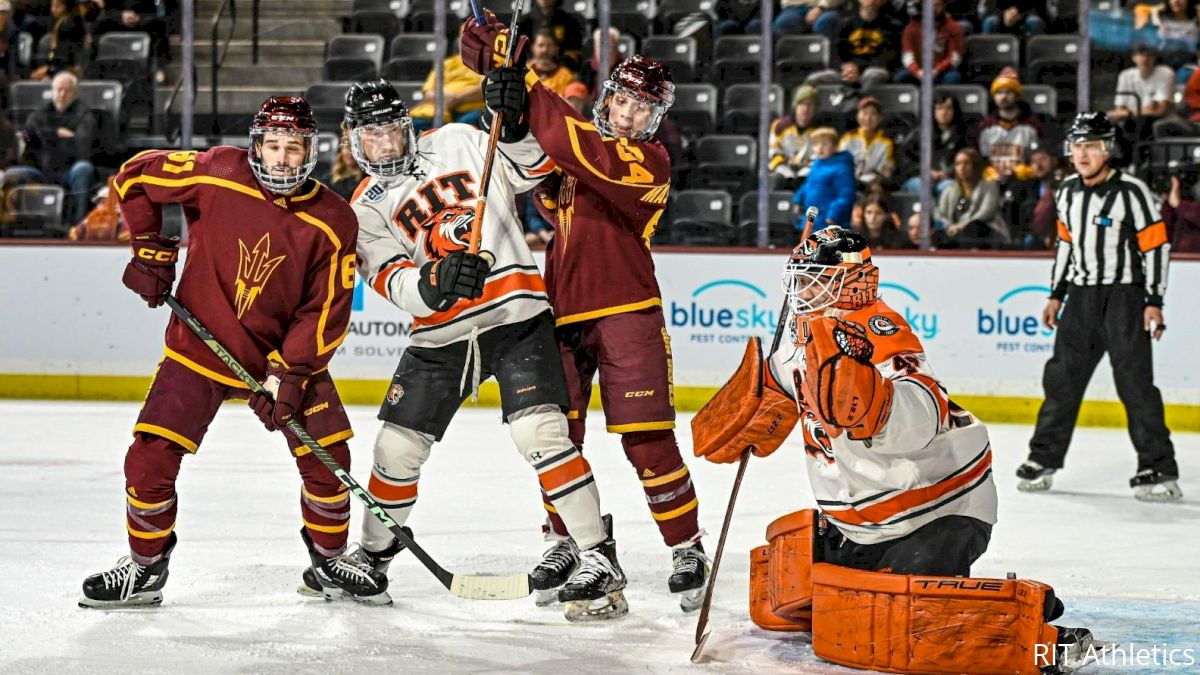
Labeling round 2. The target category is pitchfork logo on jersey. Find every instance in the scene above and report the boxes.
[234,233,287,319]
[422,204,475,259]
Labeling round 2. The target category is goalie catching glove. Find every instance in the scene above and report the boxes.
[798,316,893,441]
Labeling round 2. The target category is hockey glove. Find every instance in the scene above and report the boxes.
[248,360,311,432]
[482,67,530,142]
[417,250,491,311]
[799,316,893,441]
[121,234,179,308]
[459,13,529,75]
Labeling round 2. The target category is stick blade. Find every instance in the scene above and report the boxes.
[690,628,711,663]
[449,573,532,600]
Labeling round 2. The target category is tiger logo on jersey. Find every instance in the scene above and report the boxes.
[800,409,835,464]
[422,204,474,260]
[234,233,287,319]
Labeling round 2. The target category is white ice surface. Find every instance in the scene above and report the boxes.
[1,401,1197,674]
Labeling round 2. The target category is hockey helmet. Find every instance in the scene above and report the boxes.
[594,56,675,141]
[344,79,417,181]
[781,227,879,315]
[1063,111,1116,155]
[248,96,319,194]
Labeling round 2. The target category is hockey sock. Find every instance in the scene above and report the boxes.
[295,442,352,558]
[124,434,186,565]
[622,430,700,547]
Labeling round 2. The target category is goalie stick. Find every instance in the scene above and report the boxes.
[164,294,532,601]
[691,206,817,662]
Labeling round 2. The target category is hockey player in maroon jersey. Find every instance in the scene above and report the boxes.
[78,97,389,608]
[461,20,708,612]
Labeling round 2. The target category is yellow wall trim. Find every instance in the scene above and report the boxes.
[2,374,1197,432]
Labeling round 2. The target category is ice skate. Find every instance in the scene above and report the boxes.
[79,533,177,608]
[1017,460,1056,492]
[1130,469,1182,503]
[668,541,710,613]
[530,534,579,607]
[297,529,391,605]
[559,528,628,623]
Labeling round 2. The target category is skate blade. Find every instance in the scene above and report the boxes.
[563,590,629,622]
[78,590,163,609]
[300,583,393,605]
[1134,482,1183,502]
[677,586,705,613]
[534,588,560,607]
[1017,476,1053,492]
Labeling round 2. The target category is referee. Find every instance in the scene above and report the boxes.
[1016,112,1180,502]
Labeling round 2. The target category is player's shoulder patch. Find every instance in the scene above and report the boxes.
[360,182,387,204]
[867,315,898,337]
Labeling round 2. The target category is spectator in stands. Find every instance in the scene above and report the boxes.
[768,84,818,190]
[713,0,764,37]
[0,0,16,77]
[0,82,16,170]
[93,1,171,84]
[319,139,364,203]
[775,1,844,41]
[917,147,1007,248]
[854,191,905,249]
[981,1,1046,37]
[835,0,902,90]
[407,24,484,132]
[894,0,964,85]
[977,68,1042,183]
[1146,0,1197,68]
[839,96,895,187]
[1109,43,1176,140]
[29,0,88,80]
[791,126,855,231]
[901,92,967,196]
[518,0,585,71]
[14,70,96,223]
[562,79,590,116]
[1022,147,1061,250]
[1156,63,1200,137]
[1162,174,1200,253]
[528,28,575,96]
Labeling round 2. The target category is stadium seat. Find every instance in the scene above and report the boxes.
[564,0,596,21]
[406,0,469,33]
[1023,84,1058,119]
[736,190,795,245]
[813,84,857,130]
[609,0,657,39]
[10,81,51,125]
[390,80,426,109]
[668,83,717,137]
[15,31,32,72]
[643,36,696,82]
[721,83,782,135]
[85,32,152,130]
[3,185,66,238]
[314,132,341,175]
[1025,35,1080,93]
[77,81,125,128]
[690,135,756,193]
[667,190,734,245]
[656,0,716,30]
[935,84,989,127]
[35,32,50,66]
[774,35,830,90]
[582,32,638,65]
[713,36,764,87]
[348,0,404,44]
[305,82,355,128]
[963,34,1019,85]
[889,191,921,223]
[323,34,385,82]
[385,34,438,81]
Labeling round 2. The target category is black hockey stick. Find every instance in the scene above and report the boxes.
[163,294,532,601]
[692,207,816,661]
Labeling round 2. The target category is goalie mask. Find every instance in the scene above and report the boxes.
[782,228,879,315]
[248,96,319,194]
[594,55,675,141]
[344,79,417,182]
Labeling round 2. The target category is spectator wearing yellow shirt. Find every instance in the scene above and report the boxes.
[409,26,485,132]
[529,29,575,96]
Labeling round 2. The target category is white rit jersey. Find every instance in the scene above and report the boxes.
[353,123,555,348]
[768,301,998,545]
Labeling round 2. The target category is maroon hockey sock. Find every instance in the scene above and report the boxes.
[295,443,352,557]
[622,430,701,547]
[124,434,186,564]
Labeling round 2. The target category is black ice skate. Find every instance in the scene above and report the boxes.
[79,532,177,608]
[1016,460,1057,492]
[559,521,628,623]
[297,528,391,605]
[669,540,710,613]
[1130,469,1183,503]
[530,535,580,607]
[1041,626,1116,674]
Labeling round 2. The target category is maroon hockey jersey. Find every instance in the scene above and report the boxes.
[114,146,358,387]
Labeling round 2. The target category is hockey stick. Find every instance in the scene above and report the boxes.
[467,0,526,256]
[163,294,532,601]
[692,207,816,661]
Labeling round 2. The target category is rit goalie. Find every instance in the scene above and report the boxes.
[694,228,1101,674]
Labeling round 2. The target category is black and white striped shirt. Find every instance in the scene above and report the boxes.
[1050,168,1171,305]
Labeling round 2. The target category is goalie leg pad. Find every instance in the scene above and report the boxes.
[750,546,812,631]
[810,563,1062,675]
[748,508,820,631]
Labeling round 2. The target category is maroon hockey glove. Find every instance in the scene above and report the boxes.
[121,234,179,308]
[248,361,311,432]
[418,250,491,311]
[459,13,528,75]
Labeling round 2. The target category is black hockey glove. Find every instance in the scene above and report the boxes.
[483,67,530,142]
[418,251,491,311]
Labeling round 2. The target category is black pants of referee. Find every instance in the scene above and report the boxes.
[1029,284,1177,477]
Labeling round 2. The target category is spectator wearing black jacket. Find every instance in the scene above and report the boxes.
[981,0,1046,37]
[18,71,97,223]
[836,0,902,89]
[29,0,88,80]
[517,0,585,71]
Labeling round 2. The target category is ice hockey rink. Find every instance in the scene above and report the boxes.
[2,401,1197,674]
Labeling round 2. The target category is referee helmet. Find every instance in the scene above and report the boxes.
[1064,112,1116,155]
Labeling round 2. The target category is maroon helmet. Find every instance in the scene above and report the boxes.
[248,96,319,193]
[594,55,675,141]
